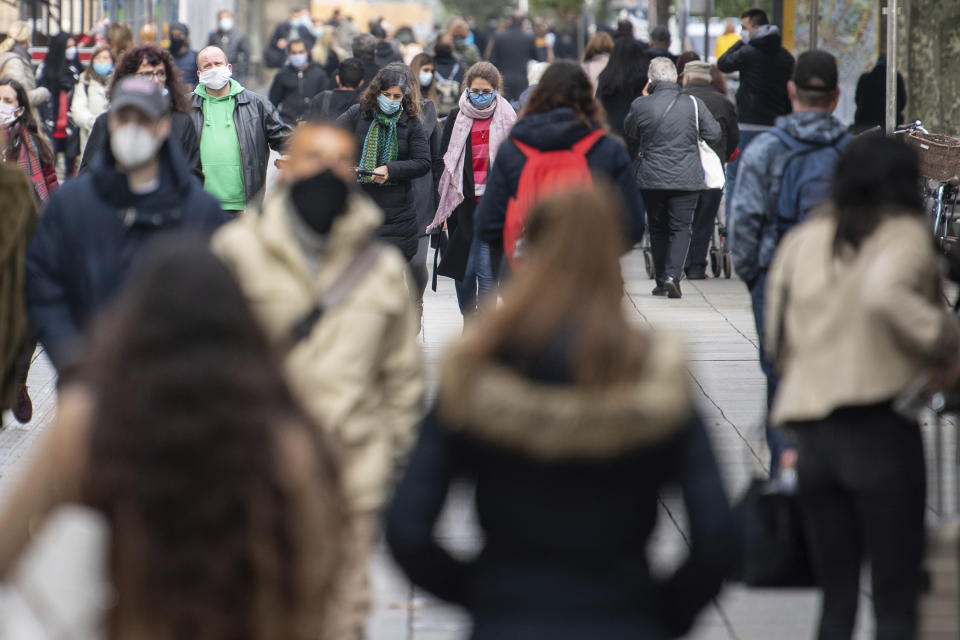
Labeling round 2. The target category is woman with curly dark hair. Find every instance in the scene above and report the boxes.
[337,65,431,261]
[1,78,58,200]
[474,59,644,272]
[0,238,346,640]
[78,43,201,177]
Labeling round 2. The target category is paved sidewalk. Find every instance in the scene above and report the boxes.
[0,249,880,639]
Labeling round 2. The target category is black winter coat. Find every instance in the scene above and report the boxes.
[623,82,722,191]
[386,338,738,640]
[682,82,739,164]
[307,88,360,119]
[26,140,226,374]
[337,104,431,260]
[37,60,83,159]
[474,107,644,261]
[269,63,331,124]
[598,76,648,140]
[435,107,479,281]
[716,25,794,126]
[79,110,202,180]
[489,27,539,101]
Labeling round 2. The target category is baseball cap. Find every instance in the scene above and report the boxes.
[110,76,171,119]
[793,50,838,92]
[683,60,712,79]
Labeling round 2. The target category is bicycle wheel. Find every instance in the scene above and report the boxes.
[644,250,655,279]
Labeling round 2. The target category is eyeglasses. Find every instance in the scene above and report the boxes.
[468,89,494,95]
[136,69,167,80]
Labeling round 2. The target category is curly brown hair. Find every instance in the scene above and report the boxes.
[520,59,607,129]
[84,237,345,640]
[461,61,501,93]
[109,43,190,113]
[357,65,420,118]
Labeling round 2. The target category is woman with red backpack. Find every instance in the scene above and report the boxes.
[473,60,643,273]
[428,62,517,316]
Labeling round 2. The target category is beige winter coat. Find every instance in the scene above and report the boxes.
[765,210,960,426]
[213,188,425,513]
[0,49,49,107]
[70,75,110,155]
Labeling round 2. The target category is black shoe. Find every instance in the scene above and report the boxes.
[663,276,682,299]
[652,282,668,296]
[685,269,707,280]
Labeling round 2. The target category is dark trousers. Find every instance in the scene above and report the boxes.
[794,404,926,640]
[641,189,700,282]
[686,188,723,277]
[748,271,787,471]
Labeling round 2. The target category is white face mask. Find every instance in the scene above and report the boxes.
[111,123,162,168]
[219,18,234,32]
[0,102,19,127]
[199,65,232,90]
[65,46,78,60]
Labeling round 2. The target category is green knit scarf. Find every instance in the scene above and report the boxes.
[359,107,402,185]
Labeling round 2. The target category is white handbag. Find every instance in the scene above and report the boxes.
[691,96,726,189]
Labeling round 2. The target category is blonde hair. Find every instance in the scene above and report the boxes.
[0,21,32,53]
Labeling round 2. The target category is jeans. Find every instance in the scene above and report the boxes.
[725,127,766,222]
[748,271,787,471]
[794,404,926,640]
[640,189,700,282]
[685,188,723,277]
[455,239,495,315]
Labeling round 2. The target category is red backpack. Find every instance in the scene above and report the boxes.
[502,129,606,265]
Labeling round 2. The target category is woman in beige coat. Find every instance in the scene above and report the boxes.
[0,21,49,107]
[766,135,960,640]
[69,45,114,156]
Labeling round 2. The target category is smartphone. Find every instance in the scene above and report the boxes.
[354,167,380,177]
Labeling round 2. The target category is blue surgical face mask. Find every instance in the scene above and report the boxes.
[468,89,497,108]
[377,93,402,114]
[93,61,113,76]
[289,53,309,68]
[418,71,434,87]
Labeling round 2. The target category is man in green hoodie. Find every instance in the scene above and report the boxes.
[190,45,291,214]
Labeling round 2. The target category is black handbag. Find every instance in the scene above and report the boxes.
[732,477,816,588]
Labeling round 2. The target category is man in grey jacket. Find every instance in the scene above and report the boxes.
[189,46,291,214]
[206,10,251,85]
[625,57,721,299]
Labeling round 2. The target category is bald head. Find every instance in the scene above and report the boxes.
[282,122,357,184]
[197,45,229,70]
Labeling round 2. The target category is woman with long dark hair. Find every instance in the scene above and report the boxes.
[596,36,649,138]
[0,238,346,640]
[388,186,736,639]
[474,60,643,270]
[0,78,58,200]
[428,61,517,316]
[766,135,960,639]
[37,32,84,178]
[337,66,431,262]
[410,53,437,114]
[79,43,201,178]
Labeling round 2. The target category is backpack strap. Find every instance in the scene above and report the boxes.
[285,241,385,352]
[638,94,680,159]
[512,138,537,159]
[571,129,606,155]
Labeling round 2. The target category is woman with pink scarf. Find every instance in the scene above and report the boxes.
[428,62,516,316]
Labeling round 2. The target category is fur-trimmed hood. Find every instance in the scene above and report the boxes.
[436,330,693,460]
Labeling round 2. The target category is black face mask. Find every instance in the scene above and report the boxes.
[290,169,350,236]
[169,37,185,53]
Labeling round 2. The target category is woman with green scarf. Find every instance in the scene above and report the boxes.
[337,66,431,261]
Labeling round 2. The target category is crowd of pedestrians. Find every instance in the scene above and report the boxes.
[0,7,957,640]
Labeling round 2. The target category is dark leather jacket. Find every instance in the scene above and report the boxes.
[188,87,291,203]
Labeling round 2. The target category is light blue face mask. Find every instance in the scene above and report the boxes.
[93,61,113,76]
[378,93,403,114]
[468,90,497,108]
